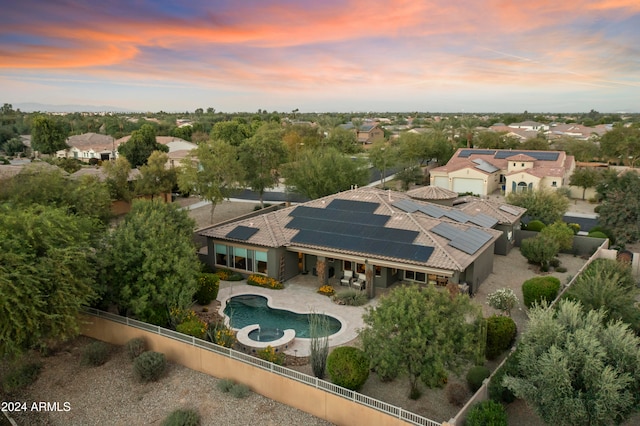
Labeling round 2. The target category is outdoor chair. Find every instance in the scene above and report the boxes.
[340,270,353,286]
[353,276,366,290]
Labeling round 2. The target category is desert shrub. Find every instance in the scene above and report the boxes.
[522,276,561,308]
[520,234,560,267]
[2,362,42,394]
[133,351,167,382]
[230,383,251,398]
[256,346,285,365]
[588,231,608,239]
[332,288,369,306]
[126,337,146,360]
[162,408,201,426]
[526,220,546,232]
[556,266,567,273]
[466,400,508,426]
[568,223,581,235]
[486,315,517,360]
[589,226,616,244]
[586,259,636,290]
[486,288,519,316]
[549,258,561,268]
[194,273,220,305]
[446,382,468,406]
[488,350,519,403]
[206,321,236,348]
[466,366,491,392]
[326,347,370,391]
[176,318,207,339]
[217,378,235,393]
[541,221,575,251]
[81,341,110,366]
[317,285,335,296]
[247,274,283,289]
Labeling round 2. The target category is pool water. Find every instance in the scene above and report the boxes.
[224,295,342,339]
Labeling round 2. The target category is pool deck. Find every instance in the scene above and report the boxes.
[217,274,379,357]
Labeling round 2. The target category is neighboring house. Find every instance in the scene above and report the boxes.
[199,187,526,295]
[114,136,195,168]
[57,132,118,162]
[488,125,539,142]
[430,148,575,196]
[547,123,611,140]
[508,121,549,132]
[340,122,384,144]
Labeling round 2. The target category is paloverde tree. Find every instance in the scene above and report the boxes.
[239,122,287,207]
[282,147,368,200]
[100,200,200,326]
[506,187,569,224]
[178,140,244,221]
[503,299,640,426]
[360,284,483,399]
[118,124,168,168]
[0,204,99,356]
[30,114,69,154]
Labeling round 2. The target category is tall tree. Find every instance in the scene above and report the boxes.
[178,140,244,221]
[506,188,569,224]
[368,138,397,188]
[282,147,368,199]
[99,200,200,326]
[102,156,134,201]
[600,126,640,167]
[136,151,176,200]
[360,284,483,398]
[569,168,601,200]
[30,115,69,154]
[0,204,99,356]
[239,122,287,207]
[118,124,168,167]
[503,299,640,426]
[325,126,361,154]
[210,120,251,146]
[596,170,640,245]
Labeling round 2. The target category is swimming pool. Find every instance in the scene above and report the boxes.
[223,294,342,339]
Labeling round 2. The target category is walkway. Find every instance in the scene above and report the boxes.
[217,274,376,357]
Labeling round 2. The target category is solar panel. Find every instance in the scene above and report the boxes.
[458,149,496,158]
[289,205,389,227]
[417,204,446,218]
[225,226,259,241]
[430,223,464,241]
[286,216,418,243]
[447,227,493,254]
[326,199,380,213]
[392,199,420,213]
[291,230,433,262]
[468,213,499,228]
[444,210,472,223]
[473,160,499,173]
[494,151,559,161]
[499,205,521,216]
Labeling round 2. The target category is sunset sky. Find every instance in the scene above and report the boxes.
[1,0,639,113]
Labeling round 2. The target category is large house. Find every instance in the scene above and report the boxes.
[340,122,385,144]
[56,132,118,162]
[430,148,575,197]
[199,187,525,296]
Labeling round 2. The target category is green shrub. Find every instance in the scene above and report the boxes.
[466,400,508,426]
[466,366,491,392]
[522,276,561,308]
[194,273,220,305]
[2,362,42,394]
[332,288,369,306]
[488,350,519,403]
[568,223,581,235]
[520,234,560,267]
[81,341,111,366]
[589,226,615,244]
[446,382,468,406]
[486,316,517,360]
[556,266,568,273]
[217,378,235,393]
[526,220,546,232]
[586,258,636,290]
[326,347,370,391]
[256,345,285,365]
[549,258,561,268]
[133,351,167,382]
[176,318,207,339]
[541,221,575,252]
[215,268,244,281]
[588,231,608,239]
[126,337,146,360]
[230,383,251,398]
[162,408,201,426]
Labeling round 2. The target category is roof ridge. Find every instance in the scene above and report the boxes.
[261,214,279,247]
[405,213,463,270]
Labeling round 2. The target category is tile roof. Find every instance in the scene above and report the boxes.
[66,132,116,152]
[454,197,526,225]
[200,187,504,272]
[406,186,458,200]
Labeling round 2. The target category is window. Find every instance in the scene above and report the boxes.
[375,265,382,277]
[255,250,267,274]
[552,181,557,187]
[521,163,525,167]
[215,244,228,266]
[216,243,267,274]
[404,270,427,283]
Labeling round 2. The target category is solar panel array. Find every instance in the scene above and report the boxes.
[392,199,498,228]
[226,226,259,241]
[472,158,500,173]
[430,223,493,255]
[458,149,559,162]
[499,205,521,216]
[287,202,433,263]
[458,149,496,158]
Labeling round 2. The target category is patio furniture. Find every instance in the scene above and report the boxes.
[340,270,353,286]
[353,275,366,290]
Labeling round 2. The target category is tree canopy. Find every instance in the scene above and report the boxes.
[136,151,176,199]
[30,115,69,154]
[506,188,569,224]
[503,299,640,426]
[569,168,602,200]
[99,200,200,326]
[0,204,99,356]
[596,170,640,245]
[600,126,640,167]
[282,147,369,199]
[117,124,168,167]
[360,284,483,398]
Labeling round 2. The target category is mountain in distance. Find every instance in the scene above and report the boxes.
[14,102,134,113]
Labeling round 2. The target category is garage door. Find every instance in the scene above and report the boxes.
[453,178,484,196]
[433,176,449,189]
